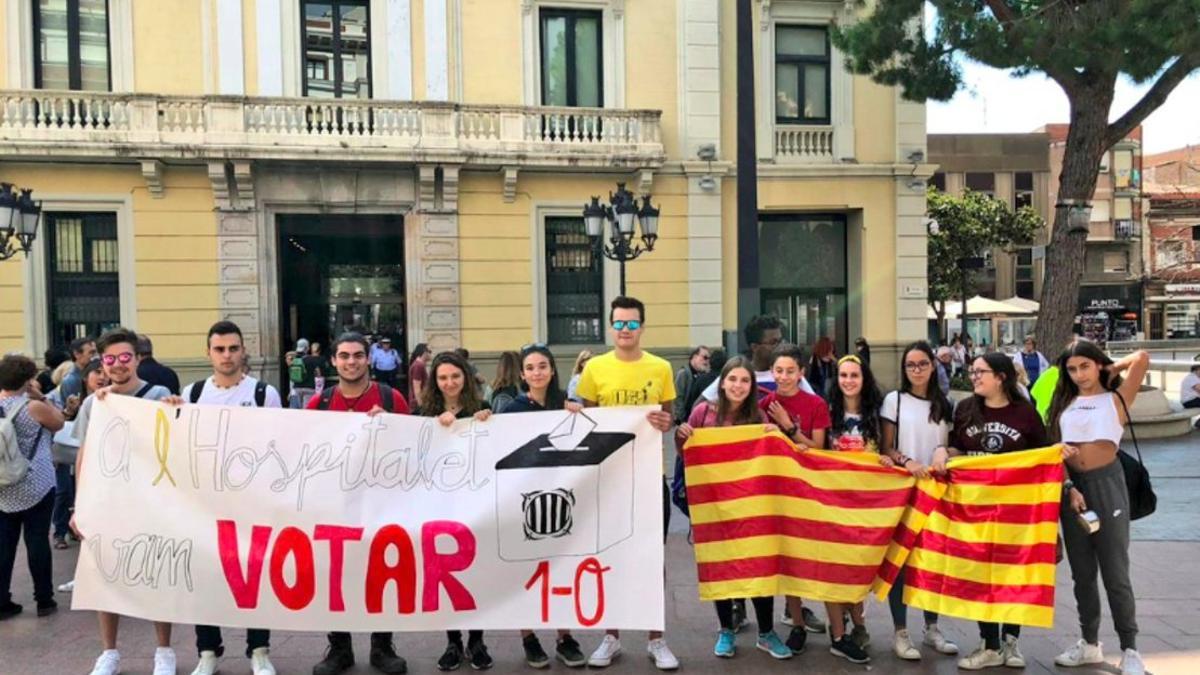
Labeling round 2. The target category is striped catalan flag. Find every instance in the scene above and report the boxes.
[873,446,1064,629]
[683,426,946,604]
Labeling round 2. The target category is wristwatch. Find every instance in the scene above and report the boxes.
[1063,479,1075,492]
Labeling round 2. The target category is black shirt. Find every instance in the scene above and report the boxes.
[137,358,181,396]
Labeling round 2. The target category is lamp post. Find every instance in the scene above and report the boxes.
[1057,200,1093,234]
[583,182,660,296]
[0,183,42,261]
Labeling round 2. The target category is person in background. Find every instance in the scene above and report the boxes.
[303,340,331,397]
[489,350,522,413]
[0,354,65,623]
[1015,337,1050,385]
[136,334,181,396]
[854,337,871,366]
[566,349,593,403]
[672,346,710,424]
[288,339,312,407]
[950,335,967,376]
[935,346,954,395]
[1179,357,1200,423]
[369,336,402,387]
[676,356,791,662]
[879,341,959,662]
[408,342,432,407]
[455,347,491,401]
[1011,359,1033,401]
[700,315,815,406]
[806,337,837,400]
[46,358,105,550]
[684,348,728,420]
[37,348,69,396]
[58,337,97,401]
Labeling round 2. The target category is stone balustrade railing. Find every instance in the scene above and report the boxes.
[774,124,834,162]
[0,90,664,167]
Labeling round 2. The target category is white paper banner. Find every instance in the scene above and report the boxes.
[71,396,665,631]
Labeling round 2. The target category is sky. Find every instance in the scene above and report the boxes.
[926,54,1200,156]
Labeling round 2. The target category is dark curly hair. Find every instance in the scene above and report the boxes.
[0,354,37,392]
[829,355,884,447]
[420,351,485,417]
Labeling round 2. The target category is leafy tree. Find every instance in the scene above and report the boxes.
[927,188,1043,339]
[833,0,1200,351]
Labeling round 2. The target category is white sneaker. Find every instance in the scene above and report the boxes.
[250,647,276,675]
[894,629,921,660]
[924,624,960,655]
[646,639,679,671]
[154,647,177,675]
[190,651,218,675]
[89,650,121,675]
[957,643,1004,670]
[587,635,622,668]
[1119,648,1145,675]
[1055,639,1104,667]
[1002,635,1025,668]
[57,579,75,593]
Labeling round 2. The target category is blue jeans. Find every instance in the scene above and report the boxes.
[51,463,74,540]
[888,566,939,630]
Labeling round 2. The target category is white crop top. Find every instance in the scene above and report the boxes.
[1057,392,1125,446]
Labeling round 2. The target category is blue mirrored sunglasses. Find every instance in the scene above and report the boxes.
[612,320,642,331]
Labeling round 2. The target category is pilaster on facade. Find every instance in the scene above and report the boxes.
[410,165,463,354]
[211,159,264,357]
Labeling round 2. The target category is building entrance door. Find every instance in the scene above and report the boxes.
[277,214,406,390]
[758,214,848,353]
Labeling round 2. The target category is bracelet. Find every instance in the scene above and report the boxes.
[1063,479,1075,492]
[900,456,912,466]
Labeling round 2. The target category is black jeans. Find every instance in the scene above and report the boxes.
[447,630,484,645]
[1183,398,1200,410]
[0,490,55,607]
[375,369,399,387]
[715,597,774,633]
[51,463,74,540]
[328,631,395,651]
[979,622,1020,651]
[196,625,270,657]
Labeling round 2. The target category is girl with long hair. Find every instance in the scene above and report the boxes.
[566,350,593,402]
[822,354,883,664]
[930,353,1051,670]
[489,350,522,412]
[417,352,493,670]
[1045,343,1149,675]
[879,341,958,661]
[676,357,791,661]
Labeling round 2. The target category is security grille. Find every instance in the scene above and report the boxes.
[545,217,603,344]
[45,212,120,346]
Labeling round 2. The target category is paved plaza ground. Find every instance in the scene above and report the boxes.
[3,432,1199,674]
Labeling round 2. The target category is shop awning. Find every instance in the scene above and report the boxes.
[928,296,1037,319]
[1001,296,1040,313]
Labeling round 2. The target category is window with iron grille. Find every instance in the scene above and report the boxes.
[34,0,111,91]
[544,217,603,344]
[45,212,120,347]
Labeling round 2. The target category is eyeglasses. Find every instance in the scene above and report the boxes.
[612,320,642,331]
[904,360,932,372]
[968,368,995,378]
[101,353,135,366]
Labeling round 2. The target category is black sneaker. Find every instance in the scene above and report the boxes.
[850,624,871,649]
[786,627,807,655]
[438,642,465,671]
[369,635,408,674]
[523,635,549,669]
[0,602,23,621]
[467,642,493,670]
[313,642,355,675]
[36,600,58,617]
[830,635,870,664]
[801,606,826,634]
[555,635,587,668]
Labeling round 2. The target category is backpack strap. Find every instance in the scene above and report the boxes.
[254,380,268,408]
[316,386,337,410]
[187,380,205,404]
[134,382,155,399]
[378,383,394,413]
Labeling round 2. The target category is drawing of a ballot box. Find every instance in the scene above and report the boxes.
[495,413,636,562]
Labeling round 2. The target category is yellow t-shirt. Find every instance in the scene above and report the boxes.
[575,350,676,407]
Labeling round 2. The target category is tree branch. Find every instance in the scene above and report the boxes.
[1107,54,1200,146]
[983,0,1082,92]
[982,0,1019,25]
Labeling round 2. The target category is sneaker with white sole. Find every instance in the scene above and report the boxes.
[957,644,1003,670]
[250,647,276,675]
[89,650,121,675]
[894,629,921,660]
[1001,635,1025,668]
[756,632,792,660]
[1055,639,1104,667]
[924,624,959,655]
[1119,648,1145,675]
[587,635,621,668]
[713,630,735,658]
[57,579,75,593]
[153,647,177,675]
[190,651,218,675]
[801,606,827,634]
[646,639,679,671]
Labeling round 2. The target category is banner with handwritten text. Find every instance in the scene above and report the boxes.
[71,396,665,631]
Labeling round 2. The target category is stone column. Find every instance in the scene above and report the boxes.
[407,164,462,353]
[209,161,264,358]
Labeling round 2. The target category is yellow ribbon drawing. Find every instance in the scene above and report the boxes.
[152,408,176,487]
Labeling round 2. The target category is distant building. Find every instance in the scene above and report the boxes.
[1142,144,1200,339]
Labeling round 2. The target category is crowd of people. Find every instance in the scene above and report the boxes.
[0,297,1154,675]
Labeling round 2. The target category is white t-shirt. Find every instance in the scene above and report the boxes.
[1181,372,1200,404]
[182,376,283,409]
[880,390,950,466]
[701,369,815,402]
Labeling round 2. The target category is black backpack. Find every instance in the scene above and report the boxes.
[316,383,394,412]
[188,379,269,407]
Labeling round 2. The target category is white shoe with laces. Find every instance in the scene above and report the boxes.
[1119,648,1145,675]
[190,651,218,675]
[587,635,622,668]
[1002,635,1025,668]
[893,629,921,660]
[250,647,276,675]
[924,624,960,655]
[646,638,679,671]
[957,643,1004,670]
[153,647,177,675]
[1055,639,1104,666]
[89,650,121,675]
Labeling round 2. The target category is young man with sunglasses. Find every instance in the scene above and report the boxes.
[70,328,177,675]
[183,321,282,675]
[574,296,679,671]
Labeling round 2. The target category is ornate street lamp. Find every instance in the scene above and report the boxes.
[0,183,42,261]
[582,182,660,296]
[1057,199,1093,234]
